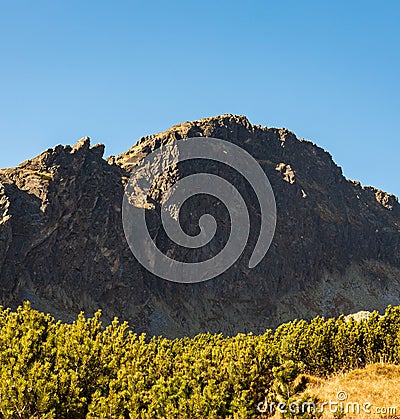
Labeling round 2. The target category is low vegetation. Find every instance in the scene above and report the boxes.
[32,171,53,181]
[0,302,399,418]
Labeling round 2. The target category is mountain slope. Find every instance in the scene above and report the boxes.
[0,115,399,337]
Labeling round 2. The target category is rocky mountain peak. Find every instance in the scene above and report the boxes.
[0,115,399,337]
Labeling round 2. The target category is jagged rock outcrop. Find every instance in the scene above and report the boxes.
[0,115,399,337]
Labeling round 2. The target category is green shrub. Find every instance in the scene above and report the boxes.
[0,303,399,418]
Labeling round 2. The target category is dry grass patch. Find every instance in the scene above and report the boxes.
[306,363,400,418]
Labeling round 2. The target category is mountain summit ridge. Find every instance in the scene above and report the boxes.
[0,115,399,337]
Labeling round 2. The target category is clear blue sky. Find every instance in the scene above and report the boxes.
[0,1,399,197]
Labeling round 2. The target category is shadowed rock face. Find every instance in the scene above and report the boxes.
[0,115,399,337]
